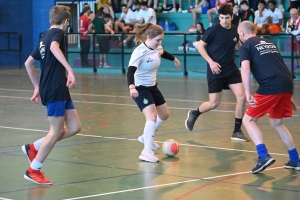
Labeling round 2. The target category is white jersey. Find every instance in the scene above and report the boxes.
[128,43,163,86]
[143,8,157,24]
[133,9,144,24]
[254,9,269,27]
[267,8,283,24]
[120,9,133,23]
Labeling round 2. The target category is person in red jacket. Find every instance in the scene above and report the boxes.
[79,5,92,67]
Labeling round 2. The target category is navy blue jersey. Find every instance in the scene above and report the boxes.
[239,37,293,94]
[31,28,71,105]
[201,23,239,79]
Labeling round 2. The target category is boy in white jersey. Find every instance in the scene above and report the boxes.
[127,23,180,162]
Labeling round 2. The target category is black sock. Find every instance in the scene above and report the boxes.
[192,108,202,117]
[234,118,242,133]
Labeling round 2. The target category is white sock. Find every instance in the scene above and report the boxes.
[33,137,44,151]
[190,5,193,8]
[209,22,212,26]
[155,115,165,131]
[163,4,166,8]
[30,159,43,170]
[153,4,157,9]
[142,120,156,152]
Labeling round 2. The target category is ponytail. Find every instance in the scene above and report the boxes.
[134,23,163,44]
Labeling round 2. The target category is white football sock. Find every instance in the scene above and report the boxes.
[33,137,44,151]
[155,115,165,131]
[142,120,156,152]
[30,159,43,170]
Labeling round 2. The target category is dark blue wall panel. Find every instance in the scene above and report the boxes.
[0,0,33,67]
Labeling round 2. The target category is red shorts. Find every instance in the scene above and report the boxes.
[246,93,293,118]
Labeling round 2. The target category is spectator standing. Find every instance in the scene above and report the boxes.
[79,5,92,67]
[240,1,255,22]
[286,8,300,73]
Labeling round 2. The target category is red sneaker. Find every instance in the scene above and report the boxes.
[188,8,193,12]
[24,167,52,185]
[188,26,197,32]
[22,144,38,163]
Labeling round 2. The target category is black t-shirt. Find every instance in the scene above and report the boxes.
[239,37,293,95]
[201,23,239,79]
[31,28,71,106]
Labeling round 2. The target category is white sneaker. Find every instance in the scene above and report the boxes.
[177,8,182,12]
[103,64,112,68]
[139,151,159,162]
[169,8,176,12]
[138,136,160,150]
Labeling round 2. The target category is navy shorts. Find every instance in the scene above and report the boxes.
[207,70,242,93]
[46,100,75,117]
[133,84,166,112]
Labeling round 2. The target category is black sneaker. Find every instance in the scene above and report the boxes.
[185,110,198,131]
[231,130,249,142]
[252,154,276,174]
[284,160,300,170]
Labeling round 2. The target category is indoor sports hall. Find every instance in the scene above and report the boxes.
[0,68,299,199]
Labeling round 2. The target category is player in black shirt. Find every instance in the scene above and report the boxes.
[22,5,81,185]
[238,21,299,173]
[185,4,248,142]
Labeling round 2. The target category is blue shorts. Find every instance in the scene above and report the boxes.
[46,100,75,117]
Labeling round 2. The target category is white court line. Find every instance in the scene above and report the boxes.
[0,126,289,156]
[0,197,13,200]
[62,179,199,200]
[0,95,235,113]
[63,166,284,200]
[1,88,300,108]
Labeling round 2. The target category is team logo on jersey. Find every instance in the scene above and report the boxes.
[39,41,46,59]
[143,98,149,104]
[255,40,278,55]
[233,37,237,42]
[146,57,153,63]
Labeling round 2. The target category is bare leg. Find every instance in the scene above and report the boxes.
[243,114,262,145]
[199,92,221,113]
[270,118,295,150]
[229,83,246,119]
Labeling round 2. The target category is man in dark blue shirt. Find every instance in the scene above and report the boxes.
[238,21,299,173]
[185,4,249,142]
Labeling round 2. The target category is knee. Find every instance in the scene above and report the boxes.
[159,112,170,121]
[269,119,282,128]
[210,101,220,109]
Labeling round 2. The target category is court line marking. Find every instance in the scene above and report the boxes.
[0,198,13,200]
[0,125,289,156]
[0,95,235,113]
[63,166,283,200]
[0,94,299,115]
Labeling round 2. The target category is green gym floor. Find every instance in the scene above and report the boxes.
[0,68,299,200]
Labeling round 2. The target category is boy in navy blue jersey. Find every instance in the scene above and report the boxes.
[185,4,248,142]
[23,5,81,184]
[238,21,299,173]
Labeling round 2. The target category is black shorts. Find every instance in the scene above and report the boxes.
[97,36,110,53]
[133,84,166,112]
[207,70,242,93]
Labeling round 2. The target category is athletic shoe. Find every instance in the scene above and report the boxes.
[182,10,188,13]
[139,151,159,162]
[252,154,276,174]
[231,130,249,142]
[185,110,198,131]
[177,8,182,12]
[22,144,38,163]
[188,26,197,32]
[98,63,103,68]
[24,167,52,185]
[284,160,300,170]
[138,136,160,150]
[169,8,176,13]
[103,64,112,68]
[188,8,193,12]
